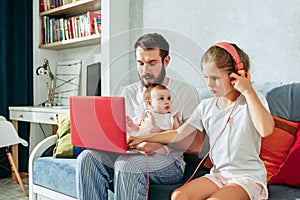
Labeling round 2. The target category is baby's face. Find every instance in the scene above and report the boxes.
[149,89,171,114]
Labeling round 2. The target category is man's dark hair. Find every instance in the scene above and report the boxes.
[134,33,170,61]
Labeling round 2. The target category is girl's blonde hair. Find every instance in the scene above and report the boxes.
[201,43,250,73]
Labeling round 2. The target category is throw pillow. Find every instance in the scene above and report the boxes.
[259,116,298,182]
[269,122,300,186]
[53,114,73,158]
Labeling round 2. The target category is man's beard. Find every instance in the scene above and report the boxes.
[140,67,166,87]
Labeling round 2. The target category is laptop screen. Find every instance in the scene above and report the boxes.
[70,96,128,153]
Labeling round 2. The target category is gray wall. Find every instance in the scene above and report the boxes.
[128,0,299,92]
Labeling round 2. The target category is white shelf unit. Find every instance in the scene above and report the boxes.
[31,0,130,152]
[33,0,130,103]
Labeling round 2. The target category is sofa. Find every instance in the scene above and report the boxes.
[29,82,300,200]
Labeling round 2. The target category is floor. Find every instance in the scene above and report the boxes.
[0,177,29,200]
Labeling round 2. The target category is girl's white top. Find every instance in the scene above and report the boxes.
[187,93,268,187]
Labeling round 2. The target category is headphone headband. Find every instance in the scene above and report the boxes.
[212,42,244,71]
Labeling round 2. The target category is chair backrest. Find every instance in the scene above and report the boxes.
[0,116,7,121]
[0,120,28,148]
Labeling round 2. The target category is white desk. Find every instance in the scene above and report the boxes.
[8,106,69,171]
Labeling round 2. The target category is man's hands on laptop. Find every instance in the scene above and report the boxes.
[127,134,168,155]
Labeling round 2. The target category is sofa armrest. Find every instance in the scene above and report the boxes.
[29,135,57,200]
[29,135,57,162]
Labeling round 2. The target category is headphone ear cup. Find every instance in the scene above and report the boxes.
[235,62,244,72]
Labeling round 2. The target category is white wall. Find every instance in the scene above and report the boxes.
[139,0,299,89]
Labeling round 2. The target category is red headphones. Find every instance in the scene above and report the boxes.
[212,42,245,71]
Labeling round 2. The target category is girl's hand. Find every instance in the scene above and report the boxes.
[136,142,168,154]
[230,70,253,95]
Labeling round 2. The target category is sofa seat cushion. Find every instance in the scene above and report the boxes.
[33,157,77,198]
[268,184,300,199]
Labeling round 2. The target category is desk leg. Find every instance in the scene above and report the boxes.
[11,120,19,181]
[52,124,58,134]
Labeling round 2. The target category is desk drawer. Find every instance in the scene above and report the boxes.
[10,111,36,122]
[36,113,58,124]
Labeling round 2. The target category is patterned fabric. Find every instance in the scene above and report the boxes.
[76,150,184,200]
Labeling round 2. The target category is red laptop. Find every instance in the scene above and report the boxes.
[70,96,129,154]
[70,96,154,155]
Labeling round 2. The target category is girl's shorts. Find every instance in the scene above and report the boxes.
[204,173,268,200]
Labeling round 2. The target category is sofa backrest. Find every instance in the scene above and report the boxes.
[266,83,300,122]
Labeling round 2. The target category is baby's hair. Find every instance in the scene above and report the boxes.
[201,43,250,73]
[144,84,169,101]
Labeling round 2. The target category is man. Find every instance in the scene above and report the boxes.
[77,33,206,200]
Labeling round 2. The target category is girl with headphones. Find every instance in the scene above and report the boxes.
[128,42,274,200]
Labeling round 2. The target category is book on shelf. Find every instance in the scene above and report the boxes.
[40,11,101,45]
[95,17,101,34]
[40,0,45,12]
[67,18,74,39]
[87,11,101,35]
[40,0,79,12]
[64,19,70,40]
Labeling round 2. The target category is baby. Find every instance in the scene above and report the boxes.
[127,84,179,135]
[126,84,179,155]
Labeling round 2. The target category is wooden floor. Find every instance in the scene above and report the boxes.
[0,177,29,200]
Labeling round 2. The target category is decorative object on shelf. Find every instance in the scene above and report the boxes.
[36,59,55,107]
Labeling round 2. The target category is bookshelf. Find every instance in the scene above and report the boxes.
[31,0,130,152]
[40,0,101,17]
[39,34,101,50]
[33,0,130,102]
[39,0,101,50]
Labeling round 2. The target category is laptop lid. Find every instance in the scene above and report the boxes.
[70,96,128,154]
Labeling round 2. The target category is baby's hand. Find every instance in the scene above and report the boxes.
[172,111,180,129]
[139,111,161,133]
[126,116,139,133]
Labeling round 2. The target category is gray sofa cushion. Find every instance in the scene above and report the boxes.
[268,184,300,199]
[267,83,300,121]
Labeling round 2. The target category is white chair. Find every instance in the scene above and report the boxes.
[0,116,28,196]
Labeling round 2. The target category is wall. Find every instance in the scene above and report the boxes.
[135,0,300,91]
